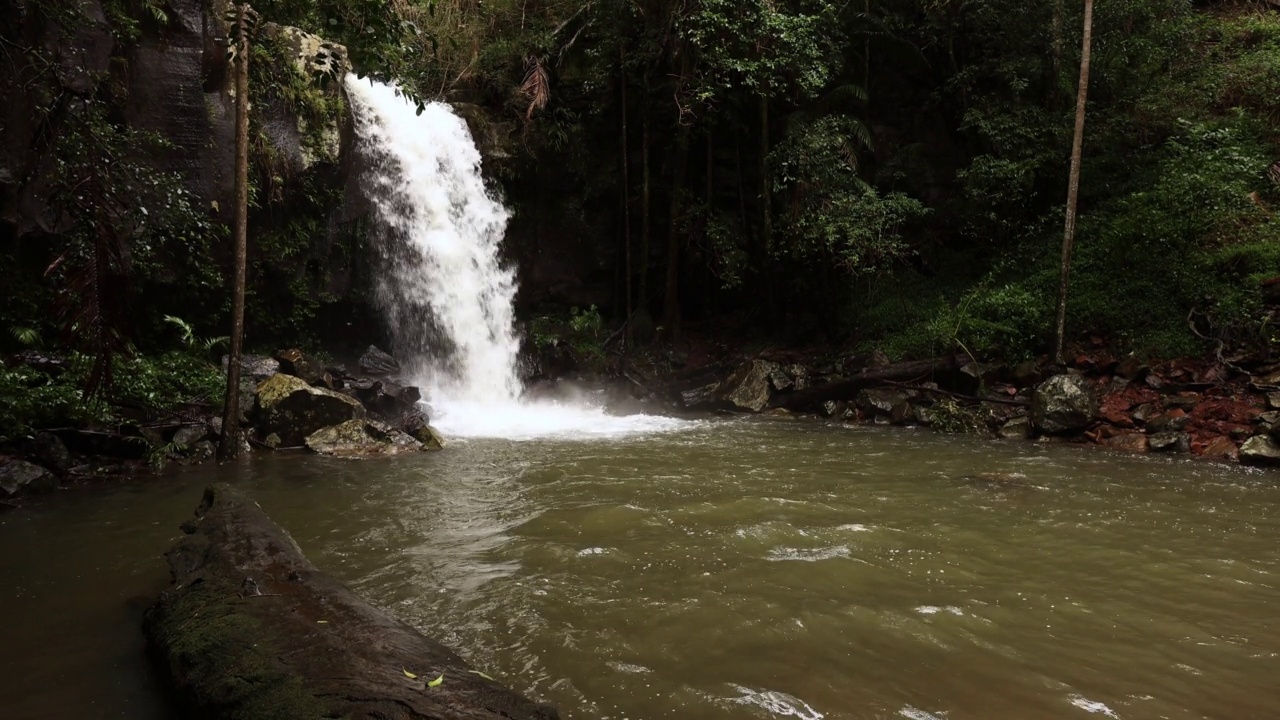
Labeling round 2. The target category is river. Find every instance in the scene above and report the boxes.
[2,417,1278,719]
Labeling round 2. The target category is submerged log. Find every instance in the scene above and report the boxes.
[772,355,965,411]
[144,484,559,720]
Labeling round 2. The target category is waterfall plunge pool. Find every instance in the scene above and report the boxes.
[2,417,1278,720]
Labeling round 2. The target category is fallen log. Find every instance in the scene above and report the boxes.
[145,484,559,720]
[772,355,965,411]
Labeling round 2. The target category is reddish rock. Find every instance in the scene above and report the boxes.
[1098,384,1159,428]
[1192,396,1262,425]
[1196,436,1239,461]
[1105,433,1150,454]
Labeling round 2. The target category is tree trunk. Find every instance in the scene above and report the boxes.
[218,6,250,462]
[775,355,966,411]
[663,124,690,340]
[640,110,651,315]
[620,48,633,347]
[759,92,771,254]
[1053,0,1093,365]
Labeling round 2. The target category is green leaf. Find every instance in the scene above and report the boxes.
[402,668,418,679]
[427,674,444,688]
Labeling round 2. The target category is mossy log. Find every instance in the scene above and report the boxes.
[144,484,560,720]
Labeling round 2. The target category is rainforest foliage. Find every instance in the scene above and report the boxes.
[2,0,1280,429]
[264,0,1279,360]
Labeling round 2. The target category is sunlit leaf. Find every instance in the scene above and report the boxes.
[402,668,418,679]
[427,674,444,688]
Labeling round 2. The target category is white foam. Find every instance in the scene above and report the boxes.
[1067,694,1121,718]
[431,398,695,440]
[767,546,851,562]
[729,685,825,719]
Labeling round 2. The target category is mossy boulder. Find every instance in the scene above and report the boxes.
[145,484,560,720]
[304,419,424,457]
[254,373,365,447]
[1031,374,1099,435]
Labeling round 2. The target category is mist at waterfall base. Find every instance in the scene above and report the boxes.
[345,75,691,440]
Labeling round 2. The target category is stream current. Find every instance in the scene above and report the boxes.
[2,418,1278,719]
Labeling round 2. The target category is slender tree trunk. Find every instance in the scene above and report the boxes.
[864,0,871,90]
[759,91,774,311]
[620,49,633,347]
[663,124,690,339]
[1050,0,1065,108]
[759,92,771,254]
[705,133,715,318]
[1053,0,1094,365]
[640,110,651,316]
[219,5,250,461]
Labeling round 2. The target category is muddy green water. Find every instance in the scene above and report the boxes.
[2,418,1279,720]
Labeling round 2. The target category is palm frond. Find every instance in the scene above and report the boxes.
[823,83,869,108]
[521,55,550,121]
[845,118,874,151]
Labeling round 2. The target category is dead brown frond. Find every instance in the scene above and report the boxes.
[521,55,549,121]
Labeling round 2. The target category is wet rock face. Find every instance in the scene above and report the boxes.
[1031,374,1099,435]
[1240,435,1280,467]
[254,373,365,447]
[359,346,402,377]
[680,382,722,410]
[1149,432,1191,453]
[0,458,57,497]
[723,360,781,413]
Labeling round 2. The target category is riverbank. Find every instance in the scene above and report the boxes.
[0,345,445,505]
[4,327,1279,510]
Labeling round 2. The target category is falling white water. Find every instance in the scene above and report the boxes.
[344,75,692,440]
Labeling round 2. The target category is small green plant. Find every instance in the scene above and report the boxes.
[164,315,230,355]
[8,326,41,347]
[568,305,603,336]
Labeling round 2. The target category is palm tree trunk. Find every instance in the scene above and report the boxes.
[1053,0,1094,365]
[219,5,250,461]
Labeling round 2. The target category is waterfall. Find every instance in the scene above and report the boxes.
[345,75,690,440]
[345,76,522,404]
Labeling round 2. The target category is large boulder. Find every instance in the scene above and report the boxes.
[0,458,57,497]
[351,380,423,421]
[1240,435,1280,468]
[304,420,425,458]
[723,359,780,413]
[680,382,721,410]
[1031,374,1098,435]
[145,484,559,720]
[255,374,365,447]
[224,354,281,383]
[359,346,401,377]
[274,348,325,385]
[403,413,445,451]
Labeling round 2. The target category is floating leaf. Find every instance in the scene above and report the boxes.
[402,668,418,679]
[317,620,329,624]
[427,674,444,688]
[468,670,495,681]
